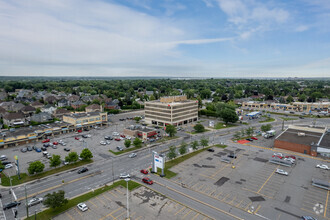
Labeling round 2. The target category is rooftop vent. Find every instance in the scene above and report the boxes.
[298,132,305,136]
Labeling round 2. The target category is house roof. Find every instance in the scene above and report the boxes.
[21,105,36,112]
[3,112,25,120]
[55,108,71,114]
[86,104,101,110]
[31,101,43,106]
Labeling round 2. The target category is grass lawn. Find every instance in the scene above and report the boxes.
[280,117,298,121]
[155,147,210,179]
[258,117,275,123]
[1,159,93,186]
[214,123,236,129]
[213,144,227,148]
[25,180,141,220]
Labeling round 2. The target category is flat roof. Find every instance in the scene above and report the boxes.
[65,112,101,119]
[319,132,330,149]
[276,128,322,146]
[147,99,197,106]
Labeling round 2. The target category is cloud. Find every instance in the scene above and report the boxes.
[295,25,309,32]
[202,0,214,8]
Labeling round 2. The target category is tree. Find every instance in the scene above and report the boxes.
[194,123,205,133]
[134,117,141,123]
[240,128,245,137]
[28,161,45,175]
[165,125,177,137]
[167,146,177,159]
[233,131,241,140]
[200,138,209,148]
[65,152,78,163]
[286,95,294,103]
[35,108,41,114]
[261,124,272,132]
[124,139,131,148]
[133,138,142,148]
[179,142,187,155]
[245,127,254,137]
[191,141,199,150]
[43,190,68,209]
[50,155,61,168]
[80,148,93,160]
[219,108,238,124]
[0,161,5,171]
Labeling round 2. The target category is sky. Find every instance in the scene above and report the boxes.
[0,0,330,78]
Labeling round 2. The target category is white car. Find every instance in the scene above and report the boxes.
[276,169,288,176]
[28,197,43,207]
[273,153,283,157]
[87,134,91,138]
[129,153,137,158]
[316,164,330,170]
[119,173,130,179]
[126,136,132,140]
[100,141,106,145]
[77,203,88,212]
[5,164,13,169]
[106,140,111,145]
[284,158,295,163]
[113,132,119,136]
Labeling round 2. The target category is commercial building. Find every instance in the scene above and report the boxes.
[124,125,157,140]
[274,125,330,158]
[144,95,198,126]
[62,112,107,129]
[242,101,329,113]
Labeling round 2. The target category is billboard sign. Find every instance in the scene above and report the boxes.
[154,154,164,169]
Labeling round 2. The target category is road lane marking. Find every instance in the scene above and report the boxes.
[191,213,200,220]
[257,166,279,193]
[182,210,193,219]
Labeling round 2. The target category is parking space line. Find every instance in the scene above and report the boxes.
[99,207,123,220]
[222,193,231,202]
[114,210,126,219]
[244,202,252,211]
[66,212,75,220]
[89,200,98,208]
[74,207,83,218]
[257,165,279,193]
[208,189,217,196]
[255,205,261,213]
[135,216,143,220]
[102,194,113,202]
[236,200,244,208]
[182,209,193,219]
[199,173,215,180]
[108,191,118,198]
[115,188,124,195]
[325,190,329,218]
[202,217,207,220]
[210,163,231,178]
[216,191,223,199]
[191,213,199,220]
[174,207,186,216]
[229,195,237,205]
[95,196,106,206]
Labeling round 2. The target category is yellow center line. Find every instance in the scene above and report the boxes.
[99,207,123,220]
[182,209,193,219]
[325,190,330,217]
[174,207,186,216]
[257,165,279,193]
[191,213,200,220]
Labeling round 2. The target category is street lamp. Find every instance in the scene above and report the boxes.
[125,178,130,220]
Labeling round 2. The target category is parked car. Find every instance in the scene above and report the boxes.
[35,148,41,153]
[27,146,33,151]
[75,137,80,140]
[100,141,106,145]
[126,136,132,140]
[106,140,111,145]
[120,134,126,138]
[301,216,317,220]
[115,138,121,141]
[285,155,296,160]
[273,153,284,157]
[284,158,295,163]
[129,153,137,158]
[275,169,288,176]
[228,154,237,159]
[43,143,50,147]
[46,153,52,159]
[64,148,71,152]
[251,137,258,140]
[52,145,57,149]
[53,141,58,145]
[77,130,82,133]
[207,148,215,152]
[272,155,283,159]
[119,173,130,179]
[2,161,11,165]
[62,160,69,165]
[77,167,88,174]
[0,155,7,161]
[246,138,253,141]
[316,164,329,170]
[77,203,88,212]
[41,146,47,151]
[3,201,21,210]
[42,139,50,143]
[113,132,119,136]
[82,134,88,138]
[5,164,13,169]
[27,197,43,207]
[142,177,153,185]
[116,146,124,151]
[21,148,27,153]
[140,169,148,174]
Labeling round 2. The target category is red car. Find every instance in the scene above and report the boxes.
[251,137,258,140]
[142,177,153,185]
[75,137,80,140]
[120,134,126,138]
[53,142,58,145]
[42,139,50,143]
[285,155,296,160]
[140,169,149,174]
[272,155,283,159]
[115,138,121,141]
[77,130,82,133]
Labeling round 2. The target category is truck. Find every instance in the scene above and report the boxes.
[263,130,276,139]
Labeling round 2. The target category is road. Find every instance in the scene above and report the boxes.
[1,114,328,219]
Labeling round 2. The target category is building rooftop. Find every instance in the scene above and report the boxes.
[319,131,330,149]
[126,125,155,132]
[276,128,323,146]
[65,112,101,119]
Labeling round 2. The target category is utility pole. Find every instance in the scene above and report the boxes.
[25,184,29,218]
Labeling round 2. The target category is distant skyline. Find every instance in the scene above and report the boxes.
[0,0,329,77]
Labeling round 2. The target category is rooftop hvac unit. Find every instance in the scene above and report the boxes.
[298,132,305,136]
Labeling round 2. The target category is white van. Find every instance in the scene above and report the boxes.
[0,155,7,161]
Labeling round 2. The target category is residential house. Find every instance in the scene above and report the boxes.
[30,112,53,123]
[21,105,36,117]
[3,112,26,126]
[104,99,120,110]
[66,95,80,105]
[12,103,25,112]
[0,101,16,111]
[44,95,57,104]
[0,106,6,118]
[86,104,103,113]
[31,101,44,109]
[0,92,8,101]
[53,108,71,119]
[71,100,85,110]
[57,99,69,107]
[41,104,57,115]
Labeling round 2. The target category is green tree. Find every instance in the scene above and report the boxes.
[28,161,45,175]
[35,108,41,114]
[80,148,93,160]
[124,139,131,148]
[50,155,61,168]
[191,141,199,150]
[245,127,254,137]
[194,123,205,133]
[179,142,187,155]
[134,117,141,123]
[233,131,241,140]
[167,146,177,159]
[261,124,272,132]
[43,190,68,209]
[0,161,5,171]
[165,125,177,137]
[286,95,294,103]
[65,152,78,163]
[133,138,142,148]
[200,138,209,148]
[219,108,238,124]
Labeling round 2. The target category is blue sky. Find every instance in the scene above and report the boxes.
[0,0,329,77]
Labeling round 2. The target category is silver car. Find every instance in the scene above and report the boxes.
[129,153,137,158]
[119,173,130,179]
[276,169,288,176]
[28,197,43,207]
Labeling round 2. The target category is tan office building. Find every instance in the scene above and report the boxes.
[144,96,198,126]
[62,112,107,129]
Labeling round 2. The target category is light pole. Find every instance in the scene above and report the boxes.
[125,178,130,220]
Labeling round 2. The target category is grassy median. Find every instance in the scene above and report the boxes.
[1,159,93,186]
[25,180,141,220]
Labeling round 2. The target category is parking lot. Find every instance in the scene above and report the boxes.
[168,144,330,220]
[54,185,211,220]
